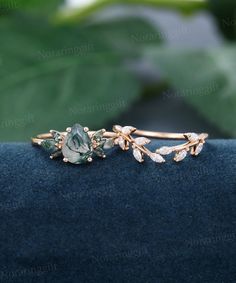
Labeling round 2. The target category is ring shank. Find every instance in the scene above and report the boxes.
[31,129,208,145]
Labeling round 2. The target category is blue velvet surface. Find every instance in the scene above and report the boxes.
[0,140,235,283]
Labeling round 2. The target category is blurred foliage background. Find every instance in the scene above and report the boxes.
[0,0,235,141]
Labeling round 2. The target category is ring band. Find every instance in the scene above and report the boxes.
[31,123,208,165]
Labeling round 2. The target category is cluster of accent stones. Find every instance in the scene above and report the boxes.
[156,132,205,162]
[113,126,205,164]
[41,123,114,164]
[113,125,165,163]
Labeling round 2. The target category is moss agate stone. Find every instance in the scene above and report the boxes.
[41,139,57,153]
[62,124,93,164]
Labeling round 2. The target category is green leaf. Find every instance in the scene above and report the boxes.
[0,15,161,141]
[145,46,236,137]
[0,1,62,18]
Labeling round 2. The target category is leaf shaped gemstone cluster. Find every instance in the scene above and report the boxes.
[112,126,207,164]
[112,125,166,164]
[155,132,206,163]
[41,123,114,164]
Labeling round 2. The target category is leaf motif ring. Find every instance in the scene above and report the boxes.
[31,123,208,164]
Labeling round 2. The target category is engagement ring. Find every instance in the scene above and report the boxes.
[32,123,208,165]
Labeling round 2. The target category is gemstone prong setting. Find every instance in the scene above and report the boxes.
[32,124,208,165]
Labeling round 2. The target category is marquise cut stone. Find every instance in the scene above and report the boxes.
[41,139,57,153]
[103,138,114,149]
[186,133,199,142]
[150,153,165,163]
[157,146,172,155]
[118,136,125,150]
[174,150,187,162]
[133,148,143,162]
[122,126,136,135]
[135,137,150,146]
[194,143,203,155]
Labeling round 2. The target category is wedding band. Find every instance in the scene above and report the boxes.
[31,123,208,165]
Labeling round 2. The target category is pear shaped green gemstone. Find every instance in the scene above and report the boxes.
[62,124,93,164]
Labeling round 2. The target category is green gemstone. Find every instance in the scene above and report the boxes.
[51,130,62,142]
[62,123,93,164]
[94,147,105,157]
[41,139,57,153]
[92,129,104,141]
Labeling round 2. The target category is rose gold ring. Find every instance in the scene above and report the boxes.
[31,123,208,165]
